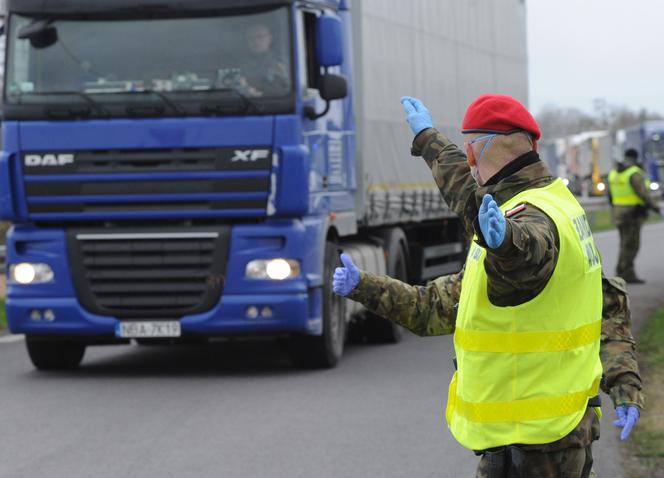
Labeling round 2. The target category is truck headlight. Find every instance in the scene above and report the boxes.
[245,259,300,280]
[596,182,606,192]
[650,182,660,191]
[10,263,54,284]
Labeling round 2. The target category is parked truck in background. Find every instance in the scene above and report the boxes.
[0,0,528,370]
[564,131,612,197]
[616,121,664,195]
[540,138,567,185]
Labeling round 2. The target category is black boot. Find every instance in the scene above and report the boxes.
[625,277,646,284]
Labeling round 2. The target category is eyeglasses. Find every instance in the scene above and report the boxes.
[464,133,498,148]
[464,134,498,167]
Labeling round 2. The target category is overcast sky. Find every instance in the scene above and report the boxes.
[527,0,663,116]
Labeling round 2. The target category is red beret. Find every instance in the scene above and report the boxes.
[461,94,541,140]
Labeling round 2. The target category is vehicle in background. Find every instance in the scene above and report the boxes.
[565,131,612,197]
[616,121,664,195]
[540,138,568,185]
[0,0,528,370]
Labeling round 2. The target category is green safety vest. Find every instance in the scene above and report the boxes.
[608,166,649,206]
[446,179,603,451]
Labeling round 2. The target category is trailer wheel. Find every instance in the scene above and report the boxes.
[290,241,346,368]
[26,338,86,371]
[366,229,406,344]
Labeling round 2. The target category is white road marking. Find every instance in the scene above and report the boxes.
[0,334,24,344]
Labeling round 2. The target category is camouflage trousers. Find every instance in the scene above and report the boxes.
[475,444,596,477]
[616,218,643,281]
[474,407,600,477]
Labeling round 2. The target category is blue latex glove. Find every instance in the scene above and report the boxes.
[478,194,506,249]
[333,253,360,297]
[613,405,640,441]
[400,96,433,135]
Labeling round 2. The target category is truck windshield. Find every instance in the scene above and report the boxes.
[647,137,664,162]
[4,7,293,118]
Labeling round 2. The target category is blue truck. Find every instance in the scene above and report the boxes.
[0,0,528,369]
[619,121,664,194]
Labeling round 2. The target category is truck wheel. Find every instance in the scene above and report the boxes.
[26,338,86,371]
[366,229,407,344]
[291,242,346,368]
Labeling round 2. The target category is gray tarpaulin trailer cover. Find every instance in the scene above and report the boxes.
[351,0,528,227]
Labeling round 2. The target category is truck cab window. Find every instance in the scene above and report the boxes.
[296,10,319,93]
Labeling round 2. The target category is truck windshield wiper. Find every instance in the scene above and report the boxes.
[16,91,110,118]
[131,90,185,115]
[199,88,264,115]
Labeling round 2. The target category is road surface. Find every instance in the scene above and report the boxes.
[1,223,663,478]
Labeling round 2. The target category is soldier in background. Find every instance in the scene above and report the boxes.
[333,95,644,477]
[607,148,661,283]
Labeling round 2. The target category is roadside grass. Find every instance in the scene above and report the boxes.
[624,307,664,477]
[587,208,615,233]
[0,299,5,329]
[587,208,661,233]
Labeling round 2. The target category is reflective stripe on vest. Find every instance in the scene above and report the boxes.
[455,378,602,424]
[447,179,603,451]
[608,166,649,206]
[454,320,601,353]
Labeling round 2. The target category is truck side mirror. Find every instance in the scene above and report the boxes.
[304,74,348,121]
[319,74,347,101]
[316,15,343,67]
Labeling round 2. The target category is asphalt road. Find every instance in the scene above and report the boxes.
[1,223,663,478]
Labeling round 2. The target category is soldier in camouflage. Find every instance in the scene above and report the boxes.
[334,95,644,477]
[607,148,661,283]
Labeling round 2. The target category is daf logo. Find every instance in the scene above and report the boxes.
[231,149,270,162]
[24,153,74,167]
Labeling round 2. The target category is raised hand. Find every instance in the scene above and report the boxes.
[478,194,506,249]
[332,253,360,297]
[400,96,433,135]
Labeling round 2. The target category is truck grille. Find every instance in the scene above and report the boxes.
[23,148,271,221]
[67,227,230,319]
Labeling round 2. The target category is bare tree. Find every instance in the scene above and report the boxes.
[536,101,663,141]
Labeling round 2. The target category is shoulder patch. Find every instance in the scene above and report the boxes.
[505,203,526,218]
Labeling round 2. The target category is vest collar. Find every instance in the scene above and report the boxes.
[477,152,554,207]
[484,151,541,186]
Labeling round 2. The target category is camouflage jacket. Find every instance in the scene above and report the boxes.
[348,128,644,413]
[413,130,560,306]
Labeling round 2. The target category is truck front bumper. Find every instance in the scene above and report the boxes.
[7,289,323,338]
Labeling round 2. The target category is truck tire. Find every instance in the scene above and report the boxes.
[26,338,86,371]
[290,241,346,368]
[366,228,406,343]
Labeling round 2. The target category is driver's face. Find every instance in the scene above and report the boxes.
[246,25,273,54]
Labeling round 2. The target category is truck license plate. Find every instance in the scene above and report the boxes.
[115,321,181,338]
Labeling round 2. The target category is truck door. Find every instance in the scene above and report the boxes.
[295,8,354,207]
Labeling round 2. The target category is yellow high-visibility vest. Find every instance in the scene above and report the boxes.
[447,179,603,451]
[608,166,649,206]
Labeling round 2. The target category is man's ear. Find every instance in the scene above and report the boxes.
[466,143,476,167]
